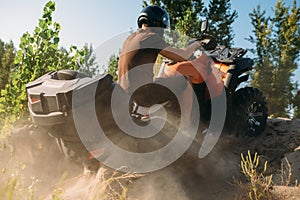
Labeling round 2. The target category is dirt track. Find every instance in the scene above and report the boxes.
[0,118,300,199]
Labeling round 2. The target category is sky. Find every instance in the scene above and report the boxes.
[0,0,299,80]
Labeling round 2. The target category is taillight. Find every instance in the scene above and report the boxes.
[30,96,41,103]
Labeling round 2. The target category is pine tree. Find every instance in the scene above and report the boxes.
[203,0,238,47]
[271,0,300,117]
[144,0,204,37]
[248,6,274,105]
[144,0,237,46]
[175,8,201,39]
[249,0,300,117]
[294,90,300,118]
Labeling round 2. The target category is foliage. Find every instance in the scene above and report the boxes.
[106,53,119,81]
[0,171,23,200]
[78,43,98,77]
[0,40,15,91]
[51,188,64,200]
[0,0,87,126]
[174,8,200,44]
[0,162,66,200]
[203,0,238,47]
[248,6,274,108]
[240,151,274,200]
[248,0,300,117]
[143,0,237,46]
[168,2,202,38]
[144,0,204,37]
[271,0,300,117]
[294,90,300,118]
[0,162,39,200]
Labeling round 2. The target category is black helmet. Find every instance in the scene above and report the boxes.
[137,6,170,28]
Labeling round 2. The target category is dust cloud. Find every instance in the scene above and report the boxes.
[0,124,83,199]
[1,118,299,199]
[0,123,242,200]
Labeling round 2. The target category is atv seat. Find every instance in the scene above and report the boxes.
[57,69,88,80]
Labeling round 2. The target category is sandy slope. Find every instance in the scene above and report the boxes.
[0,118,299,200]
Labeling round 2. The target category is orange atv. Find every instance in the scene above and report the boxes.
[26,21,268,171]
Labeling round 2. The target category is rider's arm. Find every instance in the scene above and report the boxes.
[159,41,202,62]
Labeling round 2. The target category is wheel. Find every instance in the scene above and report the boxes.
[56,138,83,162]
[233,87,268,136]
[56,138,101,172]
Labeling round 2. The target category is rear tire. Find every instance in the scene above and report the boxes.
[49,122,101,172]
[56,137,101,172]
[56,138,82,162]
[233,87,268,136]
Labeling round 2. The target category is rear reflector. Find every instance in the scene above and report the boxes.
[30,97,41,103]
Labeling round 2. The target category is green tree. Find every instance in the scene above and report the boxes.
[271,0,300,117]
[144,0,204,38]
[78,43,98,77]
[249,0,300,117]
[175,8,201,40]
[144,0,237,46]
[294,90,300,118]
[203,0,238,47]
[106,53,119,81]
[0,0,86,125]
[0,40,15,90]
[248,5,274,104]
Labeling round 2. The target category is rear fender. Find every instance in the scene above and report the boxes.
[234,58,253,75]
[224,58,253,94]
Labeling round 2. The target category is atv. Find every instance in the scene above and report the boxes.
[26,20,268,171]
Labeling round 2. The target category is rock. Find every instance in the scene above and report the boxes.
[273,149,300,186]
[291,118,300,127]
[272,186,300,200]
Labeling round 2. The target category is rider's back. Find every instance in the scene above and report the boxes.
[118,28,167,94]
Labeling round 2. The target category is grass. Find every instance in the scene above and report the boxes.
[0,154,140,200]
[237,150,274,200]
[0,162,141,200]
[0,162,27,200]
[0,126,11,152]
[236,150,300,200]
[0,122,141,200]
[280,157,293,186]
[0,167,64,200]
[88,168,142,200]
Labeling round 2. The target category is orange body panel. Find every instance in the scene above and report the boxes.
[164,54,211,84]
[213,62,229,82]
[164,54,225,98]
